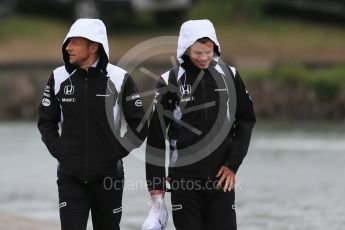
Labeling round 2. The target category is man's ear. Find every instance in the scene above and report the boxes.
[90,42,100,54]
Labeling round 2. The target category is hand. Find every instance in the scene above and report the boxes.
[216,166,236,192]
[142,191,168,230]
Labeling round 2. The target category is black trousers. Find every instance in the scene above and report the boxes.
[57,175,124,230]
[171,188,237,230]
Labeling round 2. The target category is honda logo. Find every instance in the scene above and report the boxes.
[64,85,75,95]
[180,85,191,95]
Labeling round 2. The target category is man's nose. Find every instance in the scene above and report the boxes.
[200,54,208,61]
[66,43,71,52]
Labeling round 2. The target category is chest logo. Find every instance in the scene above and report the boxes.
[180,84,191,95]
[64,85,75,95]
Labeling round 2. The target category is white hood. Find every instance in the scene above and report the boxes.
[177,19,221,64]
[62,18,109,73]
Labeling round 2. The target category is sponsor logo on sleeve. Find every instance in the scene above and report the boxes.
[44,85,50,93]
[43,92,50,97]
[41,98,51,107]
[131,93,140,100]
[245,89,252,101]
[135,99,143,107]
[153,91,159,104]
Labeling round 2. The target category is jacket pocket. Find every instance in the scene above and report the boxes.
[46,137,63,160]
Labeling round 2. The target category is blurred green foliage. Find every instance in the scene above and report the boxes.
[245,64,345,100]
[190,0,266,23]
[0,15,67,41]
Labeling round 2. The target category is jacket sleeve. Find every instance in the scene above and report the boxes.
[37,73,62,159]
[145,79,171,191]
[224,70,256,173]
[120,74,148,156]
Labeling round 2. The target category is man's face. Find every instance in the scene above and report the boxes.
[189,40,214,69]
[65,37,98,68]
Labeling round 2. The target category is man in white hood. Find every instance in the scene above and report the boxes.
[145,19,256,229]
[38,19,147,229]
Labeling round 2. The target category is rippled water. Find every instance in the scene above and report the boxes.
[0,121,344,229]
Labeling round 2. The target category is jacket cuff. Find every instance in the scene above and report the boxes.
[147,177,166,191]
[223,162,240,174]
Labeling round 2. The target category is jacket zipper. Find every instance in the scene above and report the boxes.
[84,76,89,184]
[201,71,211,178]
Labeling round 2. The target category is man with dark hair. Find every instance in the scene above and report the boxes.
[145,19,256,229]
[38,18,147,230]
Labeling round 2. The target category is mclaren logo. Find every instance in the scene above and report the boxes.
[135,99,143,107]
[64,85,75,95]
[41,98,51,107]
[180,85,191,95]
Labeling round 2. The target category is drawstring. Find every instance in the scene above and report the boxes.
[68,69,77,87]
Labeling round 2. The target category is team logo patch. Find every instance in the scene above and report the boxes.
[41,98,51,107]
[64,85,75,95]
[135,99,143,107]
[62,98,76,103]
[180,84,191,95]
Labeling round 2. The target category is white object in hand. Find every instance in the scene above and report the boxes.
[142,194,169,230]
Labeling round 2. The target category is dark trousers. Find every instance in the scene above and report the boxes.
[57,175,124,230]
[171,188,237,230]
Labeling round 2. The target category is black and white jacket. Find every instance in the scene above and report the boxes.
[38,19,147,182]
[146,19,256,190]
